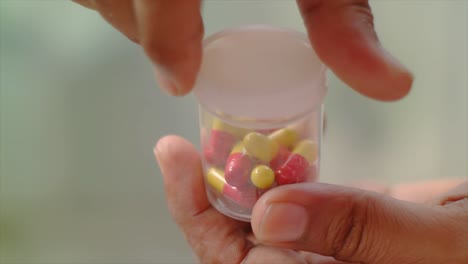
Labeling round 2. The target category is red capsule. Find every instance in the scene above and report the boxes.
[275,154,309,185]
[203,129,236,167]
[275,140,318,185]
[269,146,291,171]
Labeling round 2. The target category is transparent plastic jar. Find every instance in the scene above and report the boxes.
[193,25,327,222]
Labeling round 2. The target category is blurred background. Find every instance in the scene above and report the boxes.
[1,0,466,263]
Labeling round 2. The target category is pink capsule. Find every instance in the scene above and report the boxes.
[207,168,258,209]
[235,184,260,209]
[203,129,236,167]
[225,151,253,188]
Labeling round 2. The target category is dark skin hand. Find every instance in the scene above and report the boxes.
[74,1,468,263]
[74,0,412,99]
[155,136,467,264]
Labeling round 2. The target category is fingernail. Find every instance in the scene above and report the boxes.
[154,67,180,96]
[154,138,168,164]
[153,145,161,161]
[258,203,308,242]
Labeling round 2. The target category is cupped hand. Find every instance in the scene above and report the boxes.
[74,0,412,100]
[155,135,468,264]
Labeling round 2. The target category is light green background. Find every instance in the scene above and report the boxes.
[1,0,467,263]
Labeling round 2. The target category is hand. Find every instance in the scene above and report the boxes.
[155,135,468,264]
[73,0,412,100]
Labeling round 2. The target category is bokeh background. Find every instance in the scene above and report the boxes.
[1,0,467,263]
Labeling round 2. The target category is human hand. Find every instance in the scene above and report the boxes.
[74,0,412,100]
[155,135,468,264]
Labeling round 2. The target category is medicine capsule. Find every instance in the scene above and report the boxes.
[225,142,253,188]
[292,139,317,163]
[243,132,279,163]
[204,129,237,167]
[207,167,241,200]
[275,140,318,185]
[268,127,298,149]
[207,167,258,209]
[250,165,275,189]
[269,146,292,171]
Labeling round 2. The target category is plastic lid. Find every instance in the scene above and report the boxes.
[193,25,327,127]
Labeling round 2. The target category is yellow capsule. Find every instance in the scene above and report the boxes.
[230,141,245,154]
[206,167,226,193]
[268,127,298,149]
[243,132,279,163]
[292,140,318,163]
[212,118,248,137]
[250,165,275,189]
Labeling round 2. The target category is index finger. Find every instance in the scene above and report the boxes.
[134,0,204,96]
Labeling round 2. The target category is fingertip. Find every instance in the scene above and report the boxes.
[368,48,414,102]
[154,135,169,162]
[324,37,414,102]
[251,185,311,242]
[151,45,202,97]
[154,134,178,159]
[153,67,180,96]
[298,0,414,102]
[154,135,199,171]
[134,0,203,97]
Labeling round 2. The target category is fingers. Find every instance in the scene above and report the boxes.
[72,0,204,96]
[154,135,250,263]
[243,246,308,264]
[134,0,204,96]
[303,254,349,264]
[73,0,138,42]
[431,180,468,206]
[297,0,413,101]
[154,135,210,220]
[390,178,467,203]
[251,182,468,264]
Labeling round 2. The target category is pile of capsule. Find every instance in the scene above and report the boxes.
[204,119,318,209]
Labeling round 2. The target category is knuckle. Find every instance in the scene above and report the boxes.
[325,193,371,261]
[183,211,248,264]
[191,225,246,264]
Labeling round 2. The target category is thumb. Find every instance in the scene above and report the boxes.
[251,183,468,264]
[297,0,413,101]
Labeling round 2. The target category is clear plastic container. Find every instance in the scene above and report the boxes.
[193,25,327,222]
